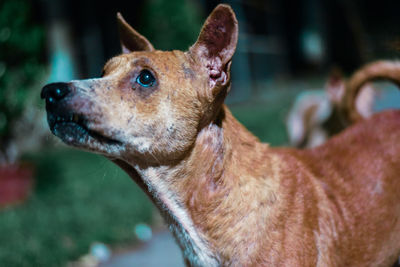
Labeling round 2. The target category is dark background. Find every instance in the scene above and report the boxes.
[36,0,400,76]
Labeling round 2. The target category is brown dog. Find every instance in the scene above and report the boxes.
[41,4,400,267]
[287,61,400,148]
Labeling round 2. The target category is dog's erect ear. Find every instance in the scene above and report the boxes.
[117,13,154,53]
[189,4,238,94]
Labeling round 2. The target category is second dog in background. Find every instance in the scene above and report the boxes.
[287,60,400,148]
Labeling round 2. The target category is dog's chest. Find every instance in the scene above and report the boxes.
[139,166,219,267]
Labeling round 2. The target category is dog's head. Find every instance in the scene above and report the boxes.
[41,4,238,164]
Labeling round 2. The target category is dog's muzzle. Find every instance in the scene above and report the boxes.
[41,82,121,147]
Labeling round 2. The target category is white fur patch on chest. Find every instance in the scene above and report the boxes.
[137,166,219,267]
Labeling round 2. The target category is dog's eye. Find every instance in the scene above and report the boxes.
[136,70,156,87]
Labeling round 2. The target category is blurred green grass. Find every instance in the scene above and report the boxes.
[0,148,153,266]
[230,90,296,146]
[231,103,289,146]
[0,96,294,266]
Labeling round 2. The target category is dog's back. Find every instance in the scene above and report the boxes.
[281,110,400,266]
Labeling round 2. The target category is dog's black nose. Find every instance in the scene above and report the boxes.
[41,82,71,104]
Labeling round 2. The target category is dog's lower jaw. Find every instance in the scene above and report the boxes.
[49,116,125,157]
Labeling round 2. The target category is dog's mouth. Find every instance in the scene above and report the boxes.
[49,113,122,148]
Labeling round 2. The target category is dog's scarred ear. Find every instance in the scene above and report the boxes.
[117,13,154,53]
[189,4,238,95]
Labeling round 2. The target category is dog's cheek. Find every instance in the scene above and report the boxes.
[165,118,199,157]
[147,110,197,160]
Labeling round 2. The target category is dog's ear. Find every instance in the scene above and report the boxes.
[189,4,238,96]
[117,13,154,53]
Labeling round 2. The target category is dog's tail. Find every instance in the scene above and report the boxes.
[341,60,400,124]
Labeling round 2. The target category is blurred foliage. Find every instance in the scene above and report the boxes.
[0,0,47,161]
[231,103,289,146]
[0,148,153,266]
[230,95,293,147]
[141,0,203,50]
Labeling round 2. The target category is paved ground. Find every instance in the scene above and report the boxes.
[101,231,185,267]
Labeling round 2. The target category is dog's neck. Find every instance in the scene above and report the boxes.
[116,106,278,266]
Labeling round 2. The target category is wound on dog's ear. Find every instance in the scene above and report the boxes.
[117,13,154,53]
[190,4,238,89]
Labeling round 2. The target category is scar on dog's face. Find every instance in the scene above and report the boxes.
[41,6,238,164]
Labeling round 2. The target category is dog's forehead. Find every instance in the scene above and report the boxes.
[106,50,191,73]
